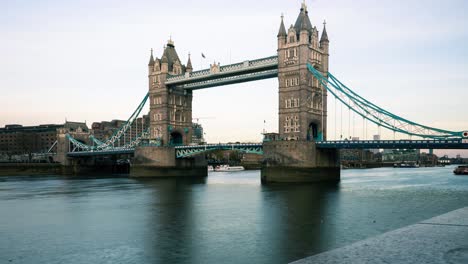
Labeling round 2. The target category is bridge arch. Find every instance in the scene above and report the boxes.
[170,131,183,146]
[307,122,319,141]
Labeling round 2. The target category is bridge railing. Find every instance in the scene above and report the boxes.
[165,56,278,85]
[175,143,263,158]
[316,139,468,149]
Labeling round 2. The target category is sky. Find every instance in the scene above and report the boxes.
[1,0,468,157]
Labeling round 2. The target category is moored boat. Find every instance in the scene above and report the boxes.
[214,165,245,172]
[453,166,468,175]
[393,162,419,168]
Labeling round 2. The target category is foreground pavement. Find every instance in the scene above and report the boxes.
[292,207,468,264]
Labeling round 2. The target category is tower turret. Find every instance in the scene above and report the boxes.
[148,49,155,73]
[320,21,329,73]
[161,54,169,73]
[154,57,161,72]
[186,53,193,73]
[277,14,287,48]
[320,21,329,49]
[300,24,310,44]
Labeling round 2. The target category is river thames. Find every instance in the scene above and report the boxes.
[1,166,468,264]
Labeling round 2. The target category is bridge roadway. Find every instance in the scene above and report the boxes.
[165,56,278,90]
[66,139,468,158]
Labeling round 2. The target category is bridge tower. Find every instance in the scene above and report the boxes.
[131,39,206,177]
[262,3,339,183]
[277,2,329,141]
[148,39,193,146]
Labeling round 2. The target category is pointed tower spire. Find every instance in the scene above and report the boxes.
[294,1,313,33]
[148,48,155,66]
[186,52,193,73]
[320,20,329,43]
[277,14,287,37]
[301,18,309,31]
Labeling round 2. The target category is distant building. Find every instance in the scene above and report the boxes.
[0,122,88,158]
[439,155,451,165]
[191,123,205,144]
[419,152,439,166]
[369,135,381,154]
[91,115,149,147]
[341,149,375,163]
[382,149,420,162]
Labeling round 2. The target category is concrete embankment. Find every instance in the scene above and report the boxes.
[0,163,128,176]
[291,207,468,264]
[0,163,63,176]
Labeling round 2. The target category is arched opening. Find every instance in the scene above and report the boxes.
[169,132,183,146]
[307,123,319,141]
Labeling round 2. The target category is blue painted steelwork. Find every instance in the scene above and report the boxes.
[307,64,464,139]
[316,140,468,150]
[65,55,468,158]
[67,148,135,157]
[66,143,263,158]
[89,135,105,146]
[93,93,149,150]
[165,56,278,90]
[65,139,468,158]
[175,143,263,158]
[67,93,149,153]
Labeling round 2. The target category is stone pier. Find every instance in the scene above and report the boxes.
[130,146,207,177]
[261,140,340,183]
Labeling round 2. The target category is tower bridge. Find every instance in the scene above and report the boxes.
[59,2,468,181]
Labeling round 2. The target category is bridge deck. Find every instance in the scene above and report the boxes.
[165,56,278,90]
[66,140,468,157]
[316,139,468,149]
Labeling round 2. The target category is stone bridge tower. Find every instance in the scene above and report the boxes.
[262,3,339,183]
[132,40,206,178]
[148,39,193,146]
[277,2,329,141]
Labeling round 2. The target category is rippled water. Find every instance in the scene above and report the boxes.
[1,166,468,264]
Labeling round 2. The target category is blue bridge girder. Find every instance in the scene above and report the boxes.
[66,140,468,158]
[165,56,278,90]
[67,148,135,157]
[175,143,264,158]
[316,139,468,150]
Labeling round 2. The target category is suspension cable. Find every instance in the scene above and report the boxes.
[348,98,351,140]
[335,97,337,140]
[340,101,343,139]
[306,64,463,139]
[353,110,355,139]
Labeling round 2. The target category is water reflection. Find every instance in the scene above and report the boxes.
[0,167,468,263]
[260,182,341,262]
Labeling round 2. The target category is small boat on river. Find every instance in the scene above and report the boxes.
[393,162,419,168]
[214,165,245,172]
[453,166,468,175]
